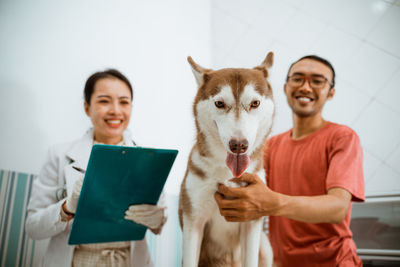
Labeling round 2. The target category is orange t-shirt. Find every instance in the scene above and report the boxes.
[264,122,365,267]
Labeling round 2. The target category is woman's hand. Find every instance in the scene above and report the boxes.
[64,174,84,214]
[124,204,167,234]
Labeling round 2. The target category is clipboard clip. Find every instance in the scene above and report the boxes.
[72,166,86,174]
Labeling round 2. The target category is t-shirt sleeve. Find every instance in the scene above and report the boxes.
[326,131,365,202]
[263,136,275,185]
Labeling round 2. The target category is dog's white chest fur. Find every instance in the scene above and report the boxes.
[184,162,244,258]
[181,152,269,266]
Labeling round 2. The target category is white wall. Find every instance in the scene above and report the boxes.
[0,0,211,196]
[211,0,400,197]
[0,1,211,266]
[2,0,400,265]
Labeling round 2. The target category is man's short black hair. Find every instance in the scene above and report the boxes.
[84,69,133,104]
[287,55,335,88]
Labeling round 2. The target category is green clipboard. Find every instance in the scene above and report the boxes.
[68,144,178,245]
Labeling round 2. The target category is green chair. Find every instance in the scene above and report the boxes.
[0,169,43,267]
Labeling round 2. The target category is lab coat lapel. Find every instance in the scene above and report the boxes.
[123,129,135,147]
[64,129,94,196]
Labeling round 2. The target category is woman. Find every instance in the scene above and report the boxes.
[25,69,166,267]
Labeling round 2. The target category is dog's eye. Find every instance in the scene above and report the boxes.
[214,101,225,109]
[250,100,260,108]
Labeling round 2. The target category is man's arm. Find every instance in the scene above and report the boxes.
[214,173,351,224]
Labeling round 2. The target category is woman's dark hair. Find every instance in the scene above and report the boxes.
[287,55,335,88]
[84,69,133,104]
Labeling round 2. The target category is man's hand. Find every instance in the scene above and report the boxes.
[214,173,353,224]
[214,172,280,222]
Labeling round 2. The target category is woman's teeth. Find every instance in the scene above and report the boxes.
[106,120,122,124]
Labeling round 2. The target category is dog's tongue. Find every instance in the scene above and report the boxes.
[226,153,250,178]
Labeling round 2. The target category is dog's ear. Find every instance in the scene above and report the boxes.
[262,52,274,69]
[187,56,212,86]
[254,52,274,77]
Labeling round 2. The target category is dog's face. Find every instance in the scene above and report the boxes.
[189,53,275,177]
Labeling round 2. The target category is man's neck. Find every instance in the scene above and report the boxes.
[291,113,327,140]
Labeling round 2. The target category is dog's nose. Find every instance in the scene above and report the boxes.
[229,139,249,154]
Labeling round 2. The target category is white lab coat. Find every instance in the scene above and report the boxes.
[25,129,154,267]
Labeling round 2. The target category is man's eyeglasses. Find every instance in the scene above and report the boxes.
[286,74,333,89]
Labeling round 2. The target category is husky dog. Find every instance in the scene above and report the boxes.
[179,53,275,267]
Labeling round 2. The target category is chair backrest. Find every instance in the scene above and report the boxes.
[0,169,37,267]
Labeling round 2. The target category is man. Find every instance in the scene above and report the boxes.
[214,55,365,266]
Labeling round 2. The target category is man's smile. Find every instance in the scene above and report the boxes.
[294,93,315,105]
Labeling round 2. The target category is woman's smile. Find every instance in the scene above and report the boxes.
[105,118,123,128]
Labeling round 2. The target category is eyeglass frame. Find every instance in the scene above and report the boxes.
[286,73,334,89]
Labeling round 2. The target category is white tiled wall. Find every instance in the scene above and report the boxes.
[211,0,400,197]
